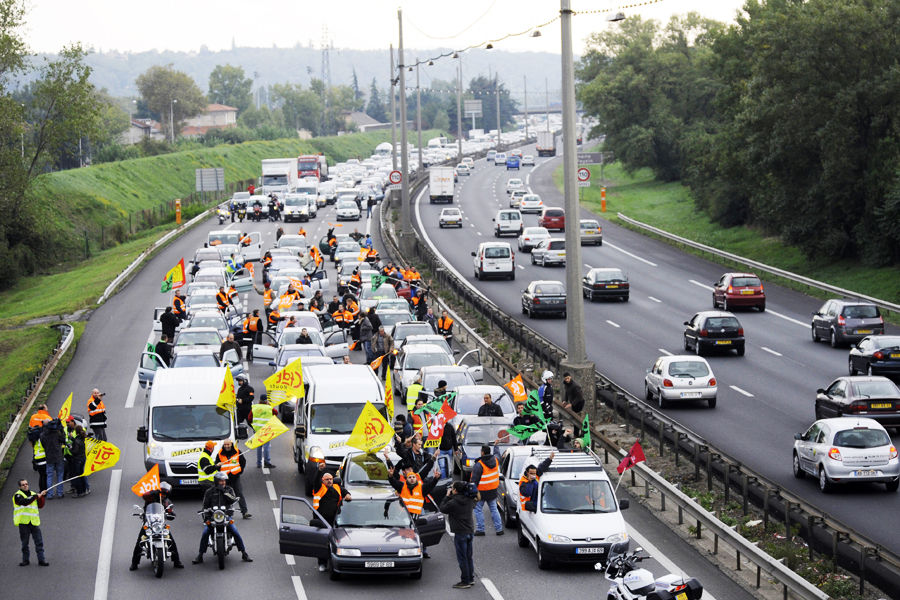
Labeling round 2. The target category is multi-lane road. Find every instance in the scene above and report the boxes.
[416,143,900,552]
[0,190,754,599]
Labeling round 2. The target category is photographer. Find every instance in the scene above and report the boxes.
[440,481,477,590]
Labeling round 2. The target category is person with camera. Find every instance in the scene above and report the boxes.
[440,480,477,589]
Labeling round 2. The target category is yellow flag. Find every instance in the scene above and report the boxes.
[504,374,527,404]
[384,365,395,423]
[244,416,289,449]
[57,392,73,421]
[346,402,393,453]
[265,356,305,399]
[216,368,236,413]
[82,439,121,475]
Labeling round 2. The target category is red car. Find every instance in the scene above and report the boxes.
[538,207,565,232]
[712,272,765,311]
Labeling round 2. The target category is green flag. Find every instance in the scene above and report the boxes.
[522,390,547,425]
[579,414,591,450]
[371,273,387,291]
[160,274,173,293]
[507,422,543,441]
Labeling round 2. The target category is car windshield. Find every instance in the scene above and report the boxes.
[310,403,387,435]
[540,480,617,514]
[456,392,514,415]
[376,300,410,312]
[336,498,412,528]
[508,179,523,186]
[500,213,519,221]
[190,316,226,330]
[337,242,359,253]
[337,200,357,209]
[532,284,565,295]
[296,185,317,195]
[193,275,225,287]
[850,380,899,398]
[171,353,219,368]
[706,317,740,329]
[394,324,434,341]
[442,210,461,217]
[278,347,325,366]
[545,210,564,217]
[209,232,239,246]
[463,424,511,445]
[843,305,880,319]
[523,228,548,236]
[345,455,392,485]
[151,405,230,441]
[278,237,306,248]
[523,196,540,203]
[833,428,891,448]
[667,361,710,377]
[285,197,305,206]
[379,312,410,329]
[176,331,220,346]
[280,330,324,345]
[511,455,532,479]
[731,277,761,287]
[362,287,398,300]
[403,352,453,370]
[422,371,473,392]
[188,293,217,306]
[484,247,510,258]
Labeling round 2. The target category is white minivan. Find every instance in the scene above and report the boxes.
[493,209,523,237]
[472,242,515,281]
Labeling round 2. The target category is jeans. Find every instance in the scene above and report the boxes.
[19,524,45,563]
[256,442,271,466]
[474,497,503,533]
[199,523,246,553]
[91,425,107,441]
[453,533,474,584]
[439,449,454,478]
[363,340,373,363]
[46,461,65,498]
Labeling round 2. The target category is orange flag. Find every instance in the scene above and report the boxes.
[370,354,386,370]
[504,374,527,404]
[131,464,161,497]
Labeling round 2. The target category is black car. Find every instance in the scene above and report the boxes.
[815,376,900,427]
[848,335,900,378]
[683,311,745,356]
[582,268,629,302]
[454,416,516,480]
[811,299,884,347]
[521,280,566,318]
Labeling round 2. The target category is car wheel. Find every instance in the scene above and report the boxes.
[439,224,443,229]
[531,254,536,265]
[737,345,745,357]
[494,229,500,238]
[811,326,819,343]
[474,269,480,280]
[848,358,856,375]
[522,303,528,315]
[830,329,838,348]
[818,467,833,493]
[792,453,805,479]
[712,294,718,309]
[537,542,553,570]
[517,527,529,548]
[695,340,703,356]
[510,270,515,281]
[722,298,728,311]
[645,384,653,401]
[560,311,566,319]
[598,240,603,246]
[887,479,899,492]
[622,295,629,302]
[707,396,717,409]
[867,364,874,376]
[758,303,766,312]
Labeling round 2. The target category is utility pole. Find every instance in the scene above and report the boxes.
[559,0,594,410]
[416,57,422,175]
[495,73,501,151]
[390,44,397,172]
[523,75,529,140]
[398,8,412,254]
[545,78,550,132]
[456,55,463,158]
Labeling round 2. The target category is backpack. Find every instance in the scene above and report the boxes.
[27,426,42,443]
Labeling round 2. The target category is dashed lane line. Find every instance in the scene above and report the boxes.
[730,385,754,397]
[658,348,672,356]
[761,346,783,357]
[689,279,714,291]
[606,320,621,328]
[482,578,505,600]
[291,575,308,600]
[92,469,122,600]
[648,296,662,303]
[767,309,808,328]
[266,480,277,501]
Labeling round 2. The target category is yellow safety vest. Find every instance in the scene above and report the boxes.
[12,490,40,526]
[33,440,45,461]
[197,450,216,483]
[251,404,273,430]
[406,384,423,411]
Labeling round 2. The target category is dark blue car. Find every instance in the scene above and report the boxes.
[506,156,520,170]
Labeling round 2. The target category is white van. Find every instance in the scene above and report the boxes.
[292,364,388,477]
[472,241,515,280]
[492,209,523,237]
[517,451,630,569]
[136,367,248,489]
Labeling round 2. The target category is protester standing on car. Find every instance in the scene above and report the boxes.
[440,481,476,589]
[539,371,555,420]
[13,479,48,566]
[471,445,504,536]
[87,389,108,441]
[477,394,504,417]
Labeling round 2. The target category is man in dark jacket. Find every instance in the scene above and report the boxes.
[437,421,458,478]
[394,437,433,477]
[154,334,173,367]
[193,473,252,564]
[440,481,477,589]
[219,333,243,363]
[235,376,254,427]
[518,454,555,512]
[40,419,66,499]
[217,439,251,519]
[470,445,503,536]
[159,306,179,340]
[476,394,504,417]
[513,401,540,428]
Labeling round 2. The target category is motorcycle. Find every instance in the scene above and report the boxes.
[600,548,704,600]
[200,504,237,570]
[217,207,229,225]
[132,502,174,578]
[252,205,262,222]
[237,206,246,222]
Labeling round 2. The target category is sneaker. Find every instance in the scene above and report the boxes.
[318,564,327,572]
[38,561,49,567]
[474,531,485,536]
[242,513,253,519]
[18,561,29,567]
[241,552,253,563]
[264,462,276,468]
[495,530,504,536]
[129,564,138,571]
[192,555,203,564]
[83,489,92,496]
[452,581,472,589]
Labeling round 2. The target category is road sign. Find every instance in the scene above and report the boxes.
[195,167,225,192]
[577,167,591,188]
[389,170,402,185]
[577,152,603,165]
[463,99,483,117]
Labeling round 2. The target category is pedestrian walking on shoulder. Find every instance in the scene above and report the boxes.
[13,478,48,566]
[87,389,108,441]
[440,481,476,589]
[40,418,65,499]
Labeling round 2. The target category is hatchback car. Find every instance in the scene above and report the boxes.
[336,199,361,221]
[811,299,884,347]
[438,207,463,228]
[582,268,629,301]
[683,311,745,356]
[793,418,899,492]
[518,227,551,253]
[506,178,525,194]
[509,189,528,208]
[521,280,566,318]
[712,272,765,312]
[521,154,535,166]
[456,164,471,176]
[538,207,565,232]
[848,335,900,378]
[579,219,603,246]
[506,156,521,170]
[531,238,566,267]
[814,376,900,427]
[645,355,717,409]
[519,194,544,214]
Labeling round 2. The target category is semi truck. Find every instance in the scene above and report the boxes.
[261,158,299,196]
[428,167,455,204]
[298,154,328,181]
[536,130,556,157]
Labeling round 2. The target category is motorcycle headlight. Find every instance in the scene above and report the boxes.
[606,532,628,545]
[398,547,422,557]
[548,534,572,543]
[335,548,361,557]
[213,509,226,523]
[147,443,164,460]
[150,521,164,534]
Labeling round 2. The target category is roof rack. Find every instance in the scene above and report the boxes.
[528,448,606,472]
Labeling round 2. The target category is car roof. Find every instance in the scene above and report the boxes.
[693,311,738,318]
[150,367,226,405]
[813,417,886,429]
[529,280,564,286]
[724,272,759,278]
[657,355,710,363]
[832,299,877,307]
[400,343,447,355]
[178,327,220,334]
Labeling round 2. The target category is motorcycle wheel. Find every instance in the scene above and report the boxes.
[216,535,226,570]
[153,552,165,578]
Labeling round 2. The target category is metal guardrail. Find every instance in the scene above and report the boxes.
[380,169,900,598]
[617,213,900,314]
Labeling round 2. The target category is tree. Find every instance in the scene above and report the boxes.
[135,65,206,141]
[467,76,518,132]
[208,64,252,113]
[270,83,322,134]
[365,77,387,122]
[351,68,363,106]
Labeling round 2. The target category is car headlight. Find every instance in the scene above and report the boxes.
[398,547,422,557]
[147,442,164,460]
[548,534,571,543]
[336,548,361,557]
[606,532,628,545]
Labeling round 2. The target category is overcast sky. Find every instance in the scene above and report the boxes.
[25,0,746,55]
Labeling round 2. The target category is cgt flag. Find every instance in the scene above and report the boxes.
[384,365,395,422]
[346,402,393,453]
[131,464,161,497]
[160,258,186,293]
[216,368,237,413]
[264,356,305,402]
[504,374,527,404]
[57,392,73,422]
[617,441,646,474]
[245,416,289,449]
[424,400,457,449]
[83,439,121,475]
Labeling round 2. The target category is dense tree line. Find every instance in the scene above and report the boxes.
[578,0,900,265]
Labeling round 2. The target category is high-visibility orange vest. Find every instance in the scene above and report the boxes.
[437,316,454,334]
[29,410,51,428]
[228,286,238,300]
[218,448,243,476]
[476,458,499,491]
[518,474,533,509]
[248,316,262,332]
[242,317,251,334]
[298,228,307,236]
[313,483,343,510]
[173,296,185,313]
[351,271,361,284]
[88,398,106,418]
[346,299,359,317]
[367,248,378,259]
[263,256,272,267]
[411,295,421,307]
[399,481,425,515]
[263,289,274,304]
[216,291,229,308]
[268,310,281,326]
[332,310,352,324]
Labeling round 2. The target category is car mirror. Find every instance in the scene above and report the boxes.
[816,388,825,395]
[683,321,690,326]
[137,426,148,444]
[618,499,629,510]
[794,433,803,441]
[236,424,248,440]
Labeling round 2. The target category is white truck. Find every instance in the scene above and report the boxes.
[260,158,299,196]
[428,166,455,204]
[536,130,556,157]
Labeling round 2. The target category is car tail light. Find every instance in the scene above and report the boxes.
[727,286,733,294]
[828,447,842,461]
[622,283,630,288]
[847,403,867,412]
[700,329,708,337]
[738,327,744,335]
[663,379,674,388]
[874,351,884,359]
[533,298,541,304]
[708,378,716,387]
[837,315,846,326]
[890,446,898,460]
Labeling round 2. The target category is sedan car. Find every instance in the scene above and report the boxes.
[438,207,464,228]
[449,385,516,428]
[521,154,535,166]
[811,299,885,347]
[712,272,765,312]
[531,238,566,267]
[517,227,551,253]
[645,355,717,409]
[582,267,629,302]
[456,164,471,176]
[793,418,899,492]
[579,219,603,246]
[848,335,900,378]
[538,207,565,231]
[683,311,745,356]
[521,280,566,318]
[454,416,517,480]
[518,194,544,214]
[336,199,361,221]
[814,376,900,427]
[506,178,525,194]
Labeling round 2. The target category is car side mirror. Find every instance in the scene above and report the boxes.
[816,388,825,395]
[683,321,690,326]
[471,252,476,257]
[794,433,803,441]
[618,499,629,510]
[137,426,148,444]
[295,424,307,438]
[236,424,248,440]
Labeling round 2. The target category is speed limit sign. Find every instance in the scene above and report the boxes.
[389,170,402,187]
[577,167,591,187]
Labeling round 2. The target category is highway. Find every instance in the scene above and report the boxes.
[0,187,754,599]
[415,143,900,552]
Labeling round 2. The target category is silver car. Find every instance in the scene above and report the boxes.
[518,227,551,253]
[793,417,899,492]
[579,219,603,246]
[530,238,566,267]
[518,194,544,214]
[644,355,717,409]
[439,207,464,228]
[509,190,527,208]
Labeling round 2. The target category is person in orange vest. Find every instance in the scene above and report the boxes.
[215,286,231,314]
[262,251,273,269]
[241,309,264,360]
[349,267,362,294]
[331,304,352,330]
[217,439,251,519]
[172,292,187,322]
[311,471,351,572]
[470,445,503,535]
[29,404,52,429]
[388,465,442,558]
[87,389,108,441]
[298,227,307,237]
[345,296,360,319]
[268,309,284,328]
[227,284,239,304]
[518,453,554,511]
[437,310,454,345]
[239,232,252,246]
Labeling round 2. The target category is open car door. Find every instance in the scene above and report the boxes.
[416,496,447,547]
[323,329,350,361]
[138,351,167,388]
[457,349,484,383]
[252,331,278,363]
[242,231,262,261]
[228,268,253,293]
[152,307,166,332]
[278,495,331,559]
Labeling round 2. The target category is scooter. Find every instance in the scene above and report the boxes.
[200,504,237,570]
[217,208,229,225]
[600,548,704,600]
[132,502,174,578]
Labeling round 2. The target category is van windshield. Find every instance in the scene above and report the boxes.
[310,402,387,435]
[540,480,617,514]
[151,405,231,441]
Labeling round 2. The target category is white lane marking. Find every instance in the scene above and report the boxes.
[482,578,505,600]
[606,320,620,328]
[658,348,672,356]
[627,526,718,600]
[225,222,238,231]
[648,296,662,303]
[730,385,754,397]
[605,241,657,267]
[584,263,592,269]
[761,346,783,357]
[689,279,714,291]
[767,309,808,327]
[476,231,482,236]
[124,370,139,409]
[266,480,277,501]
[92,469,122,600]
[262,466,270,475]
[517,265,525,270]
[272,506,279,524]
[291,575,309,600]
[286,553,295,565]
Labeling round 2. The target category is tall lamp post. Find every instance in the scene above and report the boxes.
[455,53,462,158]
[397,8,412,254]
[390,44,398,172]
[415,59,422,175]
[169,98,178,144]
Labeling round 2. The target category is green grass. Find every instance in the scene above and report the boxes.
[556,160,900,306]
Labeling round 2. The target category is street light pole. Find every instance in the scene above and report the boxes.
[559,0,594,408]
[390,45,398,172]
[495,73,501,151]
[456,55,463,158]
[169,98,178,144]
[398,8,412,254]
[524,75,529,141]
[416,58,422,175]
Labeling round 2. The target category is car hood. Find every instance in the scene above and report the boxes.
[333,526,420,550]
[536,511,628,540]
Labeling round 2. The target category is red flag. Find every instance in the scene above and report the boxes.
[616,441,646,474]
[424,400,457,448]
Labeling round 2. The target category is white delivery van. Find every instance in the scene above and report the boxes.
[492,209,523,238]
[136,367,248,489]
[472,241,515,281]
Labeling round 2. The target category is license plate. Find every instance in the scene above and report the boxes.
[179,478,198,485]
[891,353,900,359]
[853,470,877,477]
[446,221,458,224]
[365,561,395,568]
[741,290,754,295]
[716,340,732,345]
[870,403,892,409]
[857,329,873,334]
[676,593,688,600]
[681,392,702,398]
[607,285,619,289]
[575,547,604,554]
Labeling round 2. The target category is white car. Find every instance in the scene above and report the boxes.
[439,207,464,228]
[518,227,551,252]
[530,238,566,267]
[521,154,535,166]
[506,178,525,194]
[493,209,523,238]
[472,241,515,281]
[462,157,475,169]
[644,355,717,409]
[509,190,527,208]
[456,164,471,176]
[519,194,544,214]
[335,199,361,221]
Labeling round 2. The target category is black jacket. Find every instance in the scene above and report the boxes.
[40,420,65,463]
[154,341,172,366]
[203,484,238,510]
[477,403,503,417]
[159,311,179,338]
[439,492,475,534]
[564,379,585,414]
[236,383,255,419]
[219,340,242,362]
[439,422,458,451]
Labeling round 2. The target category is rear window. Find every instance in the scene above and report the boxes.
[833,428,890,448]
[500,212,520,221]
[850,380,899,397]
[581,221,599,229]
[873,336,900,348]
[533,283,565,295]
[667,361,710,377]
[842,305,880,319]
[591,270,625,282]
[484,246,510,258]
[544,209,564,217]
[547,241,565,250]
[731,277,761,287]
[705,317,740,329]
